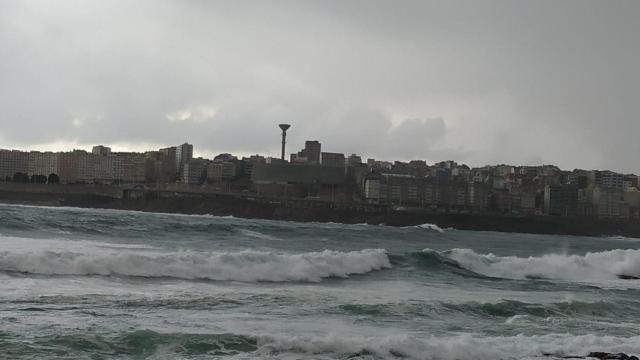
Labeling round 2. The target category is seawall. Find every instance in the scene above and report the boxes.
[2,183,640,237]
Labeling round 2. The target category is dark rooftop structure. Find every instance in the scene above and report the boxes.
[251,163,345,185]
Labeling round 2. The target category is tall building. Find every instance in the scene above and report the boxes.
[175,143,193,172]
[158,146,178,181]
[291,140,322,165]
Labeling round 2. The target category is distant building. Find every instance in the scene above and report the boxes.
[175,143,193,172]
[439,180,468,209]
[90,153,115,183]
[28,151,59,177]
[593,170,624,189]
[56,150,86,183]
[241,155,266,179]
[363,174,383,203]
[154,143,193,181]
[291,140,321,165]
[92,145,111,156]
[52,149,147,184]
[159,146,177,164]
[206,163,224,181]
[347,154,362,167]
[623,189,640,219]
[321,152,345,167]
[365,159,393,172]
[592,186,625,219]
[207,161,240,182]
[364,173,454,207]
[0,149,29,180]
[213,153,237,162]
[623,174,638,190]
[113,152,146,183]
[265,157,287,165]
[408,160,429,177]
[290,154,309,164]
[252,163,346,199]
[302,141,321,164]
[182,158,208,184]
[544,184,578,216]
[467,182,489,211]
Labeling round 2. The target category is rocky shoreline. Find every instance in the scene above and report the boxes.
[547,352,639,360]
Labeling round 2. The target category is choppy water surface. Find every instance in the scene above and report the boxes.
[1,204,640,359]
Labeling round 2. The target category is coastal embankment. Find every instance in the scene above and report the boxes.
[2,182,640,237]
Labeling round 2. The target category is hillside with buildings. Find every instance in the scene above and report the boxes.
[2,128,640,229]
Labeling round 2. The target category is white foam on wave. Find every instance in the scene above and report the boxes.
[0,236,390,282]
[254,332,640,360]
[437,248,640,282]
[238,229,282,241]
[608,235,640,242]
[0,202,238,221]
[414,223,447,232]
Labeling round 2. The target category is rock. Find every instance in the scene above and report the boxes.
[543,352,639,360]
[587,352,639,360]
[617,274,640,280]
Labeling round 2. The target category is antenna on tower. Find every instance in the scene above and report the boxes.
[279,124,291,161]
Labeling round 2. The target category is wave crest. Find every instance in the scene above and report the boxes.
[8,329,640,360]
[0,247,390,282]
[256,332,640,360]
[424,248,640,282]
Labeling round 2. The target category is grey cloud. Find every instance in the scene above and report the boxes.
[0,0,639,172]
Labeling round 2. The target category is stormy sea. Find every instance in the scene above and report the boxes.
[1,203,639,360]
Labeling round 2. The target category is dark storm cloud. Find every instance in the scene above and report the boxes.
[0,0,638,171]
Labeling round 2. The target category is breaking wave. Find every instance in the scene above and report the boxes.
[10,330,640,360]
[0,248,391,282]
[7,330,258,358]
[255,332,640,360]
[421,248,640,282]
[413,223,447,232]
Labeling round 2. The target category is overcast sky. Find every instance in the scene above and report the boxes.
[1,0,639,172]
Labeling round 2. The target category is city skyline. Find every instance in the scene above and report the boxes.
[0,135,638,176]
[3,137,639,223]
[2,1,640,173]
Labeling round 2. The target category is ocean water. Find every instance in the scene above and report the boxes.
[1,204,640,360]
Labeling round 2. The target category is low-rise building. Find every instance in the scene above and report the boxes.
[593,186,625,219]
[252,163,346,199]
[0,149,29,180]
[544,184,578,216]
[321,152,345,168]
[592,170,624,189]
[182,158,209,184]
[28,151,59,177]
